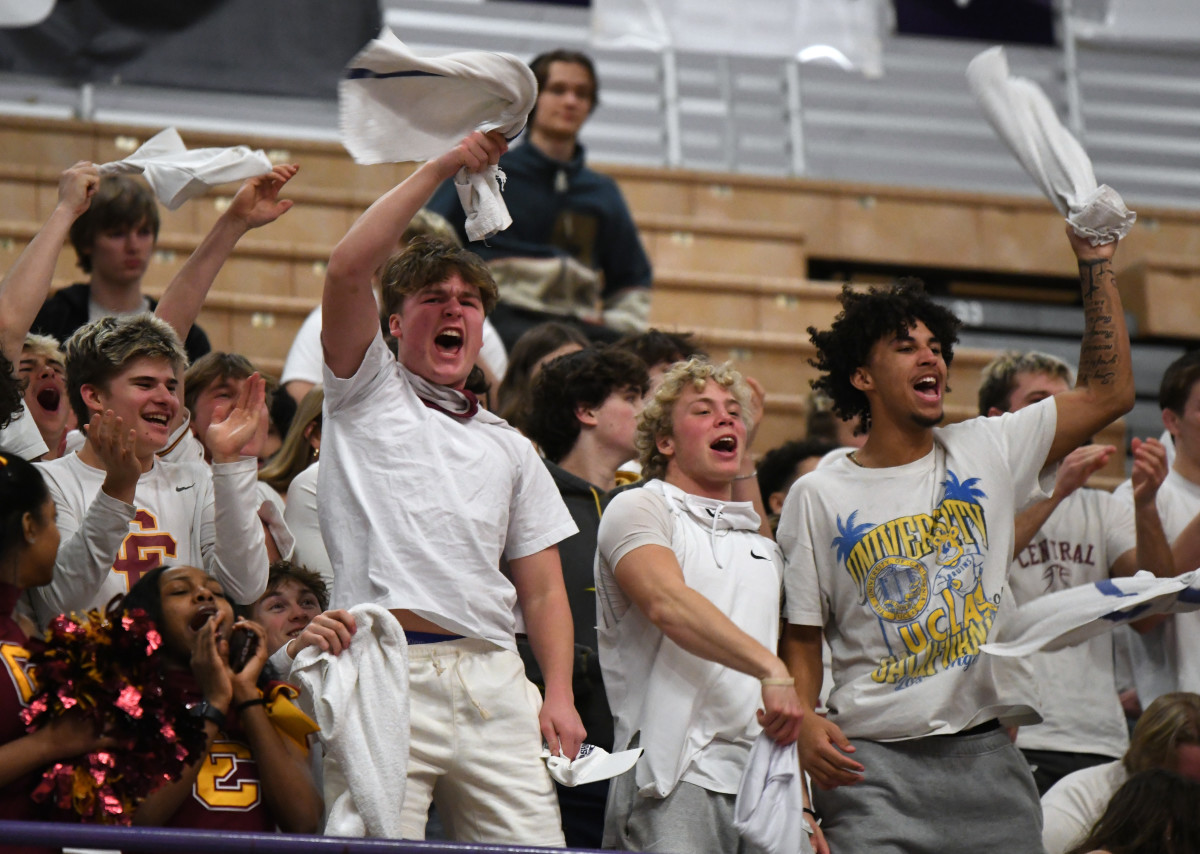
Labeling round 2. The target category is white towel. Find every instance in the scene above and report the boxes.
[967,46,1136,245]
[338,27,537,241]
[97,127,273,211]
[541,743,643,787]
[982,569,1200,658]
[290,604,410,839]
[733,733,813,854]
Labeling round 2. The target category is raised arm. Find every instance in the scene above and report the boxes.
[730,376,774,539]
[29,412,141,622]
[154,164,297,341]
[1013,444,1115,556]
[1111,437,1174,579]
[1046,229,1135,465]
[0,162,98,366]
[614,543,803,746]
[200,373,269,603]
[322,131,507,379]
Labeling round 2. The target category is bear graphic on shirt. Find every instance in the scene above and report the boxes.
[832,469,999,691]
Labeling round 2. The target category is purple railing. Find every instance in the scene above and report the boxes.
[0,821,616,853]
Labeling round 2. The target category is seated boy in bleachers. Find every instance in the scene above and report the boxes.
[182,351,295,563]
[18,333,71,460]
[247,559,329,657]
[0,161,99,462]
[31,174,213,363]
[522,344,649,848]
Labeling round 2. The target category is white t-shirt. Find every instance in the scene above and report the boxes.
[285,462,332,585]
[1009,488,1135,759]
[29,452,269,626]
[282,306,508,387]
[0,401,48,460]
[778,399,1058,740]
[1040,759,1126,854]
[596,479,781,797]
[1113,469,1200,703]
[319,331,575,651]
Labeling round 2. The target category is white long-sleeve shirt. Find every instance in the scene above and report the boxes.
[30,452,269,626]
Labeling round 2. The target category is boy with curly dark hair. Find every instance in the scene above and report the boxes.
[778,229,1137,852]
[807,278,962,438]
[523,345,647,846]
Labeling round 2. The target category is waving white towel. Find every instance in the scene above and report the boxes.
[733,733,813,854]
[339,27,537,241]
[982,569,1200,658]
[967,46,1136,245]
[290,604,410,839]
[98,127,273,211]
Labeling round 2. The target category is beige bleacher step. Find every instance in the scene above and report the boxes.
[1117,254,1200,340]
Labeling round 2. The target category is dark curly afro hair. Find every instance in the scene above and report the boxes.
[808,278,961,434]
[0,353,24,431]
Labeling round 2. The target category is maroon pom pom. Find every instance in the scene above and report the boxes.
[22,604,207,824]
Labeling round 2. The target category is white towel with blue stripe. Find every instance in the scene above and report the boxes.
[982,569,1200,658]
[339,27,537,241]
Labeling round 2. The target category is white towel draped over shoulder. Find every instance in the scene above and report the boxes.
[290,604,410,839]
[339,27,537,242]
[98,127,273,210]
[967,46,1136,245]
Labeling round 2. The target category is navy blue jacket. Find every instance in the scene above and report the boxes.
[32,283,211,364]
[428,140,652,303]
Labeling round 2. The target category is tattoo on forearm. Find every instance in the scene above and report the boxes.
[1078,258,1109,300]
[1078,259,1120,386]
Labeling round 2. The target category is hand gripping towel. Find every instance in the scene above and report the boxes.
[733,733,814,854]
[542,743,644,786]
[291,604,410,838]
[982,569,1200,658]
[339,27,536,242]
[967,46,1136,245]
[98,127,273,210]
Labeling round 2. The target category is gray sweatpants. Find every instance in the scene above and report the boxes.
[604,769,770,854]
[813,727,1043,854]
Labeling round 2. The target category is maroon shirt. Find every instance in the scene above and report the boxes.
[163,674,278,841]
[0,582,56,854]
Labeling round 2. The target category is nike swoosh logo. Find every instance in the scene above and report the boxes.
[176,483,196,492]
[750,550,770,561]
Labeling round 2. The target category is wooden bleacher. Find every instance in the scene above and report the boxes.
[4,114,1198,487]
[1117,254,1200,341]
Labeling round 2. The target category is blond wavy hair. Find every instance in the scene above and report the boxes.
[636,357,753,482]
[977,350,1075,415]
[22,333,65,366]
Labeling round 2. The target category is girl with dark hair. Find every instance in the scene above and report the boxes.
[0,447,111,853]
[118,565,322,834]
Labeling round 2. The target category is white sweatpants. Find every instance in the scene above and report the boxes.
[398,637,565,846]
